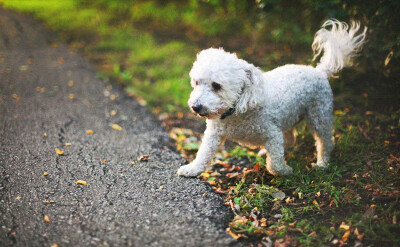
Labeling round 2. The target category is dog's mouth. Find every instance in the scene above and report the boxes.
[190,110,218,119]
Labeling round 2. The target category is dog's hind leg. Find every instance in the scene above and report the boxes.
[264,128,293,176]
[258,128,297,158]
[306,100,334,169]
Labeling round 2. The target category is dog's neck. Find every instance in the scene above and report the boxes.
[220,107,235,119]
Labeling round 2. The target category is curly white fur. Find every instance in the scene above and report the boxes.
[313,19,367,76]
[178,20,366,177]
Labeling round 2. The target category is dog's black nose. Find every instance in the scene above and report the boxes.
[192,104,202,113]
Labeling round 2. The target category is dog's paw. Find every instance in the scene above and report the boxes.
[268,165,293,176]
[311,162,328,170]
[257,148,267,158]
[177,164,204,177]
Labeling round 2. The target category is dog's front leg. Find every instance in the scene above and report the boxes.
[177,128,223,177]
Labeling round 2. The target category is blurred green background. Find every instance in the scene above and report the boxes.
[1,0,398,114]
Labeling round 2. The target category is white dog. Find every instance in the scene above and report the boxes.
[178,20,367,177]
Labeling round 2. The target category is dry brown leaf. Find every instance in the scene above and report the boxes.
[215,160,231,168]
[137,155,149,161]
[308,231,317,236]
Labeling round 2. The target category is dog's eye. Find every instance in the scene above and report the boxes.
[194,80,199,86]
[212,82,221,91]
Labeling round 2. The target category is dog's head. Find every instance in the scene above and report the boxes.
[188,48,264,119]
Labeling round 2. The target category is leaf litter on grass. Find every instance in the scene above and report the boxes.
[166,111,400,246]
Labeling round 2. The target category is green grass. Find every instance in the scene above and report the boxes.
[217,110,400,245]
[1,0,195,112]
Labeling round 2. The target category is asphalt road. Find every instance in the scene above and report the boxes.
[0,9,238,247]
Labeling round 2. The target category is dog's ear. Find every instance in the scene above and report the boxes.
[236,67,264,114]
[245,69,253,84]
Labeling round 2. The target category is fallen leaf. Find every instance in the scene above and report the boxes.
[51,244,58,247]
[86,130,93,135]
[43,133,47,137]
[354,228,365,240]
[308,231,317,236]
[19,65,28,71]
[65,143,71,146]
[342,230,351,242]
[69,93,74,99]
[298,192,303,199]
[253,162,260,171]
[215,160,231,168]
[12,94,20,101]
[316,191,321,197]
[54,148,64,155]
[16,196,21,200]
[137,155,149,161]
[226,172,240,178]
[76,180,87,186]
[110,110,117,116]
[68,80,74,87]
[44,199,51,204]
[111,124,122,131]
[200,172,210,178]
[226,227,242,240]
[43,172,49,176]
[159,186,164,189]
[339,222,350,230]
[43,215,50,223]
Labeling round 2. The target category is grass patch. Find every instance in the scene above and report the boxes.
[193,110,399,246]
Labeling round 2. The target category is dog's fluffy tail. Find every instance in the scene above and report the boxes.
[312,19,367,77]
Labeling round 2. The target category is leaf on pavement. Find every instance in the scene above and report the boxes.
[43,215,50,223]
[76,180,87,186]
[111,124,122,131]
[54,148,64,155]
